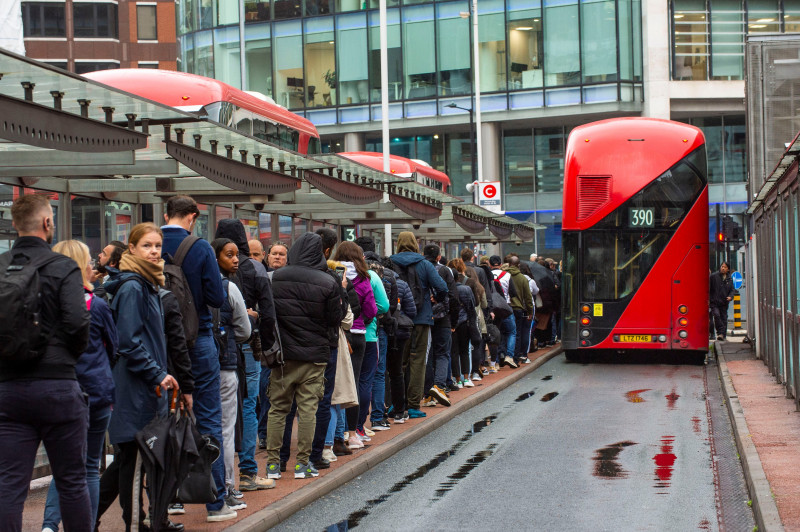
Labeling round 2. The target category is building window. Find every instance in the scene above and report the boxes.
[214,25,241,88]
[22,2,66,37]
[245,0,272,22]
[534,126,566,192]
[138,62,159,68]
[679,115,746,184]
[337,13,369,105]
[43,61,68,70]
[504,129,534,194]
[137,5,157,40]
[245,23,273,97]
[368,9,402,102]
[403,5,436,99]
[304,17,335,107]
[73,3,119,38]
[672,0,709,80]
[74,61,119,75]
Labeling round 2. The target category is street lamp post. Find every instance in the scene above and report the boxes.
[446,102,476,191]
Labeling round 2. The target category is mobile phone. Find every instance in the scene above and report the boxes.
[335,266,346,280]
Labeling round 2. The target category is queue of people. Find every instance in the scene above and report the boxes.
[0,192,562,532]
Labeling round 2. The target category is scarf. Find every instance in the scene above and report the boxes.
[119,251,165,287]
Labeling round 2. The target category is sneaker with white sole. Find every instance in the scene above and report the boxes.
[428,385,451,407]
[207,504,237,523]
[348,434,365,449]
[471,372,482,381]
[363,427,376,437]
[295,462,320,479]
[239,473,275,491]
[463,378,474,388]
[167,503,185,515]
[371,419,391,431]
[266,463,282,480]
[356,428,371,441]
[421,396,438,407]
[322,448,338,462]
[393,413,406,424]
[504,356,519,369]
[225,494,247,511]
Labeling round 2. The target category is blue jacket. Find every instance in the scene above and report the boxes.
[161,226,225,331]
[76,294,118,409]
[389,251,448,326]
[105,272,168,444]
[396,278,417,320]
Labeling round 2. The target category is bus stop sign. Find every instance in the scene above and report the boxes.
[731,271,743,290]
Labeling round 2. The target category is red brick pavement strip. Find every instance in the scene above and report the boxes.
[21,346,561,531]
[718,344,795,532]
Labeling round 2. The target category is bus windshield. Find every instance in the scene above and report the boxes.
[579,147,706,302]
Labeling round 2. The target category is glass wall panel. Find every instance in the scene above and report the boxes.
[306,0,333,16]
[581,0,617,83]
[72,197,103,256]
[446,132,473,195]
[0,185,16,253]
[275,0,302,19]
[723,115,746,182]
[786,4,800,32]
[710,0,744,80]
[369,9,403,102]
[618,0,633,80]
[507,0,543,90]
[274,20,303,108]
[304,17,335,108]
[180,0,196,34]
[194,30,214,78]
[245,0,272,22]
[279,215,292,241]
[534,126,564,192]
[632,0,642,81]
[245,23,273,96]
[437,2,471,97]
[478,0,506,92]
[337,0,364,12]
[673,0,708,80]
[180,34,195,73]
[747,0,780,32]
[504,129,534,194]
[199,0,215,29]
[543,0,579,86]
[684,116,722,183]
[217,0,239,24]
[403,5,436,99]
[214,26,241,88]
[338,13,369,105]
[105,201,132,244]
[369,0,398,9]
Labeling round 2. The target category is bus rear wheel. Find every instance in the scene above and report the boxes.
[565,350,580,363]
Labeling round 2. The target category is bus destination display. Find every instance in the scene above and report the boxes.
[628,207,654,228]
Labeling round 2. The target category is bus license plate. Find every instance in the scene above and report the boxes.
[620,335,652,343]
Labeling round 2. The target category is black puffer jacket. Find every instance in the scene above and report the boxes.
[272,233,344,363]
[710,271,734,307]
[215,219,276,348]
[0,237,89,381]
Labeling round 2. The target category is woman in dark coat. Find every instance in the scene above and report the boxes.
[102,223,179,531]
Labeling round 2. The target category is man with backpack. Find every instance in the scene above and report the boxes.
[490,255,518,369]
[161,195,231,521]
[507,255,534,364]
[389,232,448,419]
[0,194,92,530]
[423,244,457,405]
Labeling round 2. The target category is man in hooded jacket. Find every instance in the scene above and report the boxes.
[267,233,344,479]
[389,232,448,418]
[214,219,277,490]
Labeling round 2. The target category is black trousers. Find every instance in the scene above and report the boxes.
[97,441,145,531]
[711,304,728,337]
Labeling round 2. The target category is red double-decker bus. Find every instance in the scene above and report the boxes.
[84,69,321,155]
[561,118,709,364]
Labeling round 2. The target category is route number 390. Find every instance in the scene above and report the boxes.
[628,208,654,228]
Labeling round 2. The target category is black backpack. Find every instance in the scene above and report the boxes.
[393,262,426,314]
[163,236,200,350]
[0,251,62,365]
[432,264,453,321]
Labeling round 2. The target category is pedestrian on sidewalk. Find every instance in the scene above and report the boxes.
[710,262,734,341]
[41,240,118,532]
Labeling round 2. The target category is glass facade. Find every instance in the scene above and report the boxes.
[177,0,643,124]
[671,0,799,81]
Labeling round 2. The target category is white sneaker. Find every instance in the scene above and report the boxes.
[207,504,237,522]
[471,372,482,381]
[322,448,338,462]
[43,528,57,532]
[348,435,364,449]
[463,379,475,388]
[456,381,464,389]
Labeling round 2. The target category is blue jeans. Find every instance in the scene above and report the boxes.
[0,379,90,531]
[326,406,338,446]
[191,331,225,511]
[238,345,261,476]
[43,403,112,530]
[357,341,378,431]
[500,314,517,360]
[425,324,451,391]
[370,330,388,424]
[514,310,532,359]
[334,405,346,441]
[258,366,271,441]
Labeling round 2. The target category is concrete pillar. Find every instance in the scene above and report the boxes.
[641,0,671,119]
[480,121,502,182]
[344,132,366,152]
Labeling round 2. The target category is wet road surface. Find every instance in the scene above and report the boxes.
[274,353,754,531]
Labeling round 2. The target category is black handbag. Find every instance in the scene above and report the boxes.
[491,291,513,320]
[395,311,414,341]
[177,418,220,505]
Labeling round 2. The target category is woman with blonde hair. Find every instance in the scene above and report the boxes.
[41,240,118,532]
[101,223,179,531]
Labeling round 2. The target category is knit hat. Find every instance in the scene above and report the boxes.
[396,231,419,253]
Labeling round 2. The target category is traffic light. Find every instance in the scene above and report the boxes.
[717,231,725,242]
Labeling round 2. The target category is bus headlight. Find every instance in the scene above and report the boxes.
[658,335,667,342]
[581,329,591,338]
[678,330,688,339]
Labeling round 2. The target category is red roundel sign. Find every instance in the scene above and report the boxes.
[483,184,497,198]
